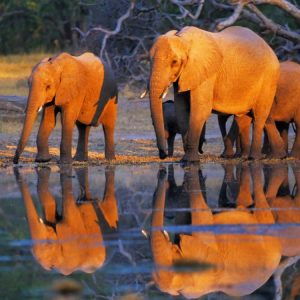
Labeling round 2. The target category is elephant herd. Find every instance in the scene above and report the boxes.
[14,163,300,298]
[12,25,300,164]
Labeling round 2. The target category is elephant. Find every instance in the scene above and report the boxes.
[13,52,118,164]
[149,26,285,162]
[162,100,206,157]
[150,163,282,298]
[221,61,300,159]
[263,61,300,158]
[14,165,118,275]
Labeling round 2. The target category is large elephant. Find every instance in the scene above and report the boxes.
[13,52,118,164]
[150,164,282,298]
[162,100,205,157]
[14,165,118,275]
[149,26,285,162]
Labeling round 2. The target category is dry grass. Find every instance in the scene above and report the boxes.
[0,53,52,96]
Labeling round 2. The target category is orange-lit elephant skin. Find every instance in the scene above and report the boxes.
[149,26,285,162]
[150,164,281,298]
[14,166,118,275]
[13,52,118,164]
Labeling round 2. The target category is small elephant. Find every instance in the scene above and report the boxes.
[149,26,285,161]
[13,52,118,164]
[163,100,206,157]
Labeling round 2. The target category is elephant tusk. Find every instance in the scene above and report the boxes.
[39,217,44,224]
[38,106,43,113]
[163,230,170,241]
[139,89,148,99]
[161,84,172,99]
[141,229,148,239]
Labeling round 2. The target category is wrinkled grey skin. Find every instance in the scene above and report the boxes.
[163,100,206,157]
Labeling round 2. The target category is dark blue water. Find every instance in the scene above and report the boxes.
[1,162,300,299]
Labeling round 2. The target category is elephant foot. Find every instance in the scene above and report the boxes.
[73,154,88,162]
[105,153,116,161]
[181,152,200,163]
[35,154,51,163]
[220,151,235,159]
[267,151,287,159]
[289,151,300,159]
[13,155,19,164]
[248,153,264,160]
[159,149,168,160]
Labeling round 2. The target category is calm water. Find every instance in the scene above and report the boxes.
[1,162,300,299]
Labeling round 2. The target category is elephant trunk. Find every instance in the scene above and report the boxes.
[13,87,43,163]
[149,61,169,159]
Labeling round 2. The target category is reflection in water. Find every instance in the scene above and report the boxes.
[7,163,300,298]
[14,166,118,275]
[150,164,300,299]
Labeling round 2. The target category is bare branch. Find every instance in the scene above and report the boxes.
[217,2,245,30]
[247,3,300,41]
[252,0,300,20]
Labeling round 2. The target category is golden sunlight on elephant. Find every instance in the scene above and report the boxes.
[14,166,118,275]
[13,52,118,164]
[149,26,285,162]
[150,164,282,298]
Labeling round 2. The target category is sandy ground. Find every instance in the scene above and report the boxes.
[0,91,297,168]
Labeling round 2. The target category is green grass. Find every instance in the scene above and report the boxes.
[0,53,52,96]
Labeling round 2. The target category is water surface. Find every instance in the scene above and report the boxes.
[1,162,300,299]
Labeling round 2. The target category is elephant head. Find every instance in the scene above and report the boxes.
[13,53,85,164]
[14,165,118,275]
[149,27,223,158]
[150,164,281,298]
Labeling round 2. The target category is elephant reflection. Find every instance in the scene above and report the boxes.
[265,164,300,257]
[150,164,281,298]
[14,166,118,275]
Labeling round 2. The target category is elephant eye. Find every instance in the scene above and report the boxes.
[46,85,51,91]
[171,59,178,67]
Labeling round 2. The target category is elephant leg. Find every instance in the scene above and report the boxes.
[36,105,58,162]
[74,123,91,162]
[290,118,300,159]
[250,80,286,159]
[235,115,252,158]
[277,122,289,154]
[262,129,271,155]
[198,121,206,154]
[265,117,286,159]
[219,115,235,158]
[167,132,176,157]
[60,110,76,164]
[181,83,212,162]
[100,99,117,160]
[225,118,239,158]
[174,83,189,152]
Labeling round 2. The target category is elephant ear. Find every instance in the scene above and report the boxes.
[177,27,223,92]
[55,53,83,106]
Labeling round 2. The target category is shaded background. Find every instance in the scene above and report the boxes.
[0,0,300,86]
